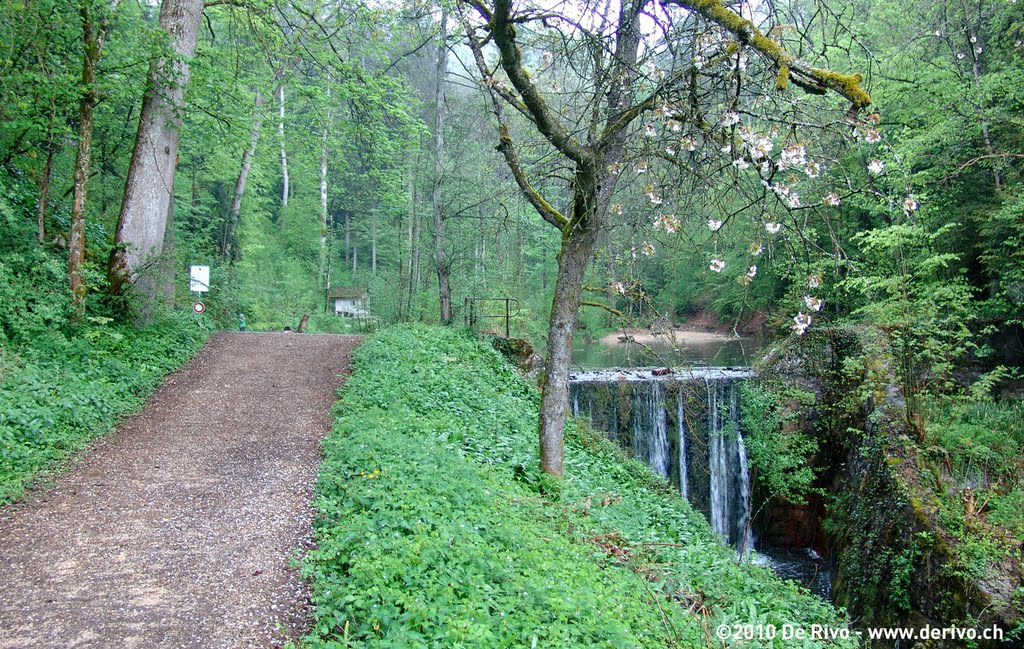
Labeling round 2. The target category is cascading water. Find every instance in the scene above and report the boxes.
[569,367,754,548]
[677,398,688,501]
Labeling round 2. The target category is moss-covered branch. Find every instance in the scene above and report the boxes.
[579,300,623,317]
[663,0,871,110]
[464,22,568,229]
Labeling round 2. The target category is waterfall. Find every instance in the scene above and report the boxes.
[677,397,688,501]
[708,379,730,539]
[569,368,754,548]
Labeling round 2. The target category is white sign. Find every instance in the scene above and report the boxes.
[189,265,210,292]
[193,302,205,314]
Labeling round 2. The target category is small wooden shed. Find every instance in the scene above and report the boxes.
[327,286,369,317]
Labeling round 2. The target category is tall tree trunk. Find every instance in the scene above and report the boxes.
[404,181,414,320]
[318,84,332,289]
[278,84,289,212]
[537,171,603,475]
[222,87,270,260]
[160,191,175,305]
[352,243,357,274]
[70,0,119,317]
[371,210,377,275]
[37,143,55,244]
[107,0,203,318]
[344,210,350,264]
[431,9,452,324]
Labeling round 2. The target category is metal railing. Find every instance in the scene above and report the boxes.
[464,297,521,338]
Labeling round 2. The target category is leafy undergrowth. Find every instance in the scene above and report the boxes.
[304,324,852,648]
[0,312,213,503]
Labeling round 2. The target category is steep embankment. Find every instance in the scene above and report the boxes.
[303,325,853,648]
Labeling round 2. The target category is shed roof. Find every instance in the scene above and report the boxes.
[327,286,368,299]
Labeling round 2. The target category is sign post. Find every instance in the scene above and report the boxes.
[190,265,209,314]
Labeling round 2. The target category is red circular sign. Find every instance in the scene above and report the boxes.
[193,302,205,314]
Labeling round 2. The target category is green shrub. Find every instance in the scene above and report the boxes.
[0,311,213,502]
[304,324,853,648]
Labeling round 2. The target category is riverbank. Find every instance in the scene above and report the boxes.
[599,328,738,346]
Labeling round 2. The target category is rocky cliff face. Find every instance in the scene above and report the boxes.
[758,328,1019,646]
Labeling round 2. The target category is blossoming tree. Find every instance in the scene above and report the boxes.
[463,0,872,476]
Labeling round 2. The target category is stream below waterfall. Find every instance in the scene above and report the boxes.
[569,367,833,599]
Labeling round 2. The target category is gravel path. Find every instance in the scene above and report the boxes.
[0,332,359,648]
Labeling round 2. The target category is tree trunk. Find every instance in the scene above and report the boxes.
[537,172,602,476]
[160,190,176,306]
[431,9,452,324]
[70,0,118,317]
[278,84,289,212]
[344,210,350,264]
[37,144,55,244]
[222,87,269,261]
[318,84,331,289]
[107,0,203,318]
[371,209,377,275]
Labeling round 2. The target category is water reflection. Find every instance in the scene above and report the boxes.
[572,331,762,369]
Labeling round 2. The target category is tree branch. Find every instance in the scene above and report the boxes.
[580,300,623,316]
[662,0,871,112]
[464,22,568,229]
[488,0,592,167]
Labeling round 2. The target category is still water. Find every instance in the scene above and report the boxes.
[572,333,762,369]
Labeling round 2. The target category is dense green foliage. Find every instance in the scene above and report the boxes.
[0,173,212,502]
[304,325,852,648]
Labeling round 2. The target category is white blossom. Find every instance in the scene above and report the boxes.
[654,213,680,233]
[641,241,655,256]
[612,281,627,295]
[868,159,885,175]
[635,161,648,174]
[804,161,821,178]
[747,265,758,278]
[824,192,842,207]
[721,111,740,127]
[786,192,802,209]
[792,312,812,335]
[779,144,807,169]
[903,196,919,213]
[667,119,682,133]
[707,219,723,232]
[804,295,823,311]
[709,258,726,273]
[733,158,750,170]
[765,222,782,234]
[681,137,697,152]
[808,274,822,289]
[865,129,882,144]
[644,123,657,138]
[749,242,764,256]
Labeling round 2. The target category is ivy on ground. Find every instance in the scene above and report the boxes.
[304,324,853,648]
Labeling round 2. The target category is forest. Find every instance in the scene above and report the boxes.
[0,0,1022,644]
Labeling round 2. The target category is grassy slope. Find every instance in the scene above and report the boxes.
[304,325,854,648]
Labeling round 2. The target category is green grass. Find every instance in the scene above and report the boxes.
[303,324,853,648]
[0,312,213,503]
